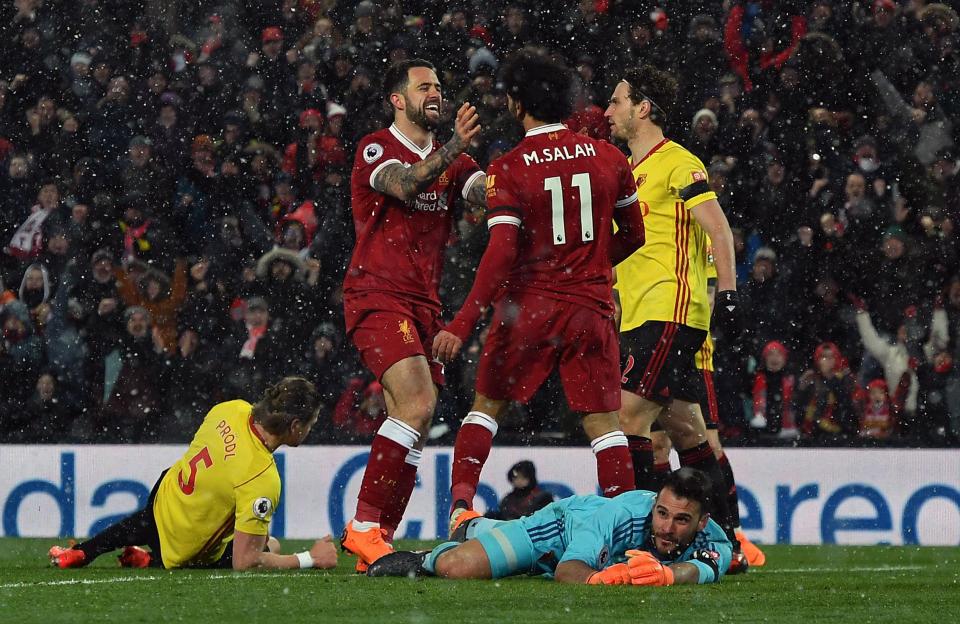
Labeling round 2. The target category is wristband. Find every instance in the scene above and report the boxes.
[296,551,313,569]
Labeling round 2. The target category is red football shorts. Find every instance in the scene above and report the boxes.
[475,293,621,413]
[349,307,445,387]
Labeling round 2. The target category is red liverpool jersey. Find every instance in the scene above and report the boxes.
[485,123,639,312]
[344,124,482,313]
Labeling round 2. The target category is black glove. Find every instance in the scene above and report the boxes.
[712,290,742,336]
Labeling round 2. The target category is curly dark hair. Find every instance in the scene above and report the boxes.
[661,467,713,516]
[500,50,574,123]
[383,58,437,97]
[252,376,322,435]
[620,65,678,129]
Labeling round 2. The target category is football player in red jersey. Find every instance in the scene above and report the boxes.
[432,51,647,531]
[340,59,486,571]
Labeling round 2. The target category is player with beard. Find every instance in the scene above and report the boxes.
[367,467,731,586]
[340,59,486,572]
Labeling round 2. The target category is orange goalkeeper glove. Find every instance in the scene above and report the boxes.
[586,563,632,585]
[625,550,675,586]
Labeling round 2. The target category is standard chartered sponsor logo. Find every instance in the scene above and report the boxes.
[413,190,449,212]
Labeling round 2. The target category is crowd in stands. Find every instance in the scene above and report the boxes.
[1,0,959,447]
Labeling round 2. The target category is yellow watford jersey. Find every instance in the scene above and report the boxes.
[696,237,718,372]
[616,139,716,332]
[153,400,280,568]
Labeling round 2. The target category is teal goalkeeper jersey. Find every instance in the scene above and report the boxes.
[526,491,732,583]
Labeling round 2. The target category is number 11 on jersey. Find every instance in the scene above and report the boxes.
[545,173,594,245]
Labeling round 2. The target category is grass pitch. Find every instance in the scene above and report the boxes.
[1,538,957,623]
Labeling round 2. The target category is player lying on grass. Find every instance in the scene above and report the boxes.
[368,468,730,585]
[49,377,338,571]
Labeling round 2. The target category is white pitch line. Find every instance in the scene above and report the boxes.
[1,565,936,590]
[1,576,162,589]
[760,565,926,574]
[1,571,326,590]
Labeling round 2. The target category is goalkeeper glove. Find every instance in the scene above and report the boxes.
[625,550,675,586]
[586,563,632,585]
[712,290,742,336]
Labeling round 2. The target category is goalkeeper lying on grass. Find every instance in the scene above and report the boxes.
[368,467,730,585]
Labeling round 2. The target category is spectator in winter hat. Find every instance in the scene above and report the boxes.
[218,295,286,402]
[741,246,791,356]
[687,108,720,164]
[299,321,353,420]
[121,135,171,208]
[488,460,554,521]
[115,256,188,355]
[18,262,50,311]
[858,379,896,440]
[95,303,166,442]
[751,340,797,439]
[795,342,858,441]
[0,300,43,418]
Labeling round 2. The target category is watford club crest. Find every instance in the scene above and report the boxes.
[636,174,647,188]
[397,319,415,344]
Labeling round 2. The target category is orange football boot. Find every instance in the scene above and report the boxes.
[448,508,482,539]
[118,546,152,568]
[49,545,86,569]
[341,521,394,572]
[735,531,766,567]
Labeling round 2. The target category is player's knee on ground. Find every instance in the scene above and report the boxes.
[433,546,490,579]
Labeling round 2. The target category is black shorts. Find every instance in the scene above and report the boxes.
[699,368,720,430]
[620,321,707,404]
[651,368,719,432]
[142,470,166,567]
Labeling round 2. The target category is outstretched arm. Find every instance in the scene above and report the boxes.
[231,531,337,571]
[373,103,481,202]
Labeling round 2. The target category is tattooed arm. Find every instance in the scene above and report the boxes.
[463,172,488,212]
[373,103,481,202]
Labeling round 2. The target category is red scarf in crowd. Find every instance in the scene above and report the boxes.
[752,371,796,430]
[240,324,267,359]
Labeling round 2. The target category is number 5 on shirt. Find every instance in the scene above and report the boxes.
[178,447,213,495]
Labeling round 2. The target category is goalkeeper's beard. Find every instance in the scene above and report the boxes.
[653,533,684,556]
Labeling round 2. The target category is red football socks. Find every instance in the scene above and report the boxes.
[450,412,498,508]
[380,450,421,541]
[355,418,420,524]
[591,431,636,497]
